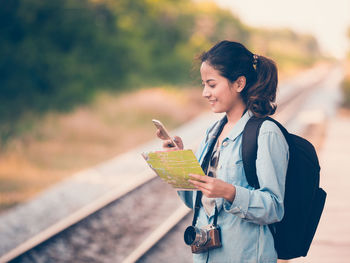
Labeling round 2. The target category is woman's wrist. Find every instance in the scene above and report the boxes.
[224,184,236,203]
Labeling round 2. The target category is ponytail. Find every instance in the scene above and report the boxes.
[243,55,278,118]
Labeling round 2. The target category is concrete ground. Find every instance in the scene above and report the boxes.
[291,112,350,263]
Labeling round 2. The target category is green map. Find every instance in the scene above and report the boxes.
[142,149,205,190]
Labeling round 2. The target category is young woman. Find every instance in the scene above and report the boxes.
[157,40,289,263]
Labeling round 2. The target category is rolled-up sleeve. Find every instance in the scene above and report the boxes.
[223,128,289,225]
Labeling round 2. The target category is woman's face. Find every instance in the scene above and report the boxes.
[200,61,245,114]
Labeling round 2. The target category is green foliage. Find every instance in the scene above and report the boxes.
[0,0,323,142]
[0,0,129,116]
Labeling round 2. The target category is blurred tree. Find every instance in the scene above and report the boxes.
[0,0,323,142]
[0,0,131,140]
[248,28,321,70]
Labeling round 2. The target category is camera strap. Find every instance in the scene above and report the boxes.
[192,189,220,226]
[191,109,247,227]
[192,115,227,227]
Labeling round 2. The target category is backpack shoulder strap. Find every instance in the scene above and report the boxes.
[242,116,266,189]
[242,116,289,189]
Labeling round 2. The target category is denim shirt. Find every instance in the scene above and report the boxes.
[178,111,289,263]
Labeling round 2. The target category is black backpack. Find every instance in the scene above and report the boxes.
[242,116,327,260]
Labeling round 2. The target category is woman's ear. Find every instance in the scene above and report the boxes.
[236,76,246,93]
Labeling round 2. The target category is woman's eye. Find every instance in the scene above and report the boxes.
[201,83,215,88]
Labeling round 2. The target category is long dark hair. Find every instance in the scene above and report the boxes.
[199,40,278,117]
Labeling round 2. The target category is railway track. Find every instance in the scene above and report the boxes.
[0,64,342,263]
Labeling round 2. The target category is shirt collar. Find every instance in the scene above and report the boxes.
[208,110,253,143]
[226,110,253,141]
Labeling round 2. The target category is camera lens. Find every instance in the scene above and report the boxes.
[184,226,196,245]
[184,226,208,246]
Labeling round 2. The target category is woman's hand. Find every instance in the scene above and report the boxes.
[189,174,236,203]
[156,129,184,151]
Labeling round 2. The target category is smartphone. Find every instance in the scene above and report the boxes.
[152,119,177,148]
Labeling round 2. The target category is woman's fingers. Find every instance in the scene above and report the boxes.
[189,174,213,191]
[189,174,235,200]
[173,136,184,150]
[155,128,184,150]
[189,181,214,197]
[162,140,179,151]
[189,174,212,182]
[189,179,209,190]
[156,129,167,140]
[157,133,184,150]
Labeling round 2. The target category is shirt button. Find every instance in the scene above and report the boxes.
[222,141,228,147]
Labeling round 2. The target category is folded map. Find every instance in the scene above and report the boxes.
[142,149,205,190]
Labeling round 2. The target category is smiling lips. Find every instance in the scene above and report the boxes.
[209,99,217,105]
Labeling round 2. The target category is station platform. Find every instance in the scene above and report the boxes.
[291,110,350,263]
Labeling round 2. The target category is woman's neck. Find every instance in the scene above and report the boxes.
[226,102,246,124]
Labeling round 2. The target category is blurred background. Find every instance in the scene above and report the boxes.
[0,0,349,261]
[2,0,348,213]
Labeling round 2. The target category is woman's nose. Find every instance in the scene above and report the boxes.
[202,86,210,98]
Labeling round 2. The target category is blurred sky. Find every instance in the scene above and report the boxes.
[210,0,350,59]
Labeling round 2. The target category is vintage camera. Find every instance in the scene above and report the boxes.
[184,224,221,254]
